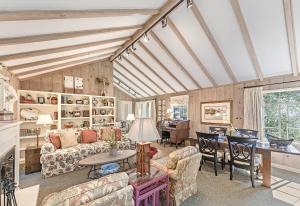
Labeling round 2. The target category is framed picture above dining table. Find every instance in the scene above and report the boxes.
[200,100,232,125]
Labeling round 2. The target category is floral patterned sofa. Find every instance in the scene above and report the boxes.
[42,172,134,206]
[40,127,131,178]
[151,146,202,205]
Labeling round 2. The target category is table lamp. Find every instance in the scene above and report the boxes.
[36,114,53,147]
[127,118,160,176]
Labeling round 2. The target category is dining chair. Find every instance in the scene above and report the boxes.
[227,135,259,188]
[196,132,225,176]
[209,126,227,136]
[235,128,258,138]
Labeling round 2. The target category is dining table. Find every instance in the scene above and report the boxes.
[217,137,300,188]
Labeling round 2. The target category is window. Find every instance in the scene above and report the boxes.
[135,100,156,122]
[170,95,189,120]
[263,89,300,141]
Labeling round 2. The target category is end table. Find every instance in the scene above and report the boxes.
[25,146,41,175]
[127,167,169,206]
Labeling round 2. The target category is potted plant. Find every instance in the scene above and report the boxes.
[107,132,118,156]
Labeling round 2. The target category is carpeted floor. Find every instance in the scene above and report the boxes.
[19,143,300,206]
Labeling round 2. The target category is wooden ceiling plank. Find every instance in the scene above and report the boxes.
[110,0,184,61]
[115,61,159,96]
[9,46,120,71]
[131,52,175,93]
[191,4,238,83]
[113,81,140,98]
[230,0,264,81]
[16,53,112,77]
[149,31,202,89]
[113,71,151,97]
[138,41,188,91]
[0,36,129,61]
[121,56,164,94]
[0,9,159,21]
[0,25,142,46]
[283,0,298,76]
[168,19,217,87]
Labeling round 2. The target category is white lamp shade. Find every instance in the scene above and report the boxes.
[127,114,135,121]
[36,114,53,125]
[127,118,160,142]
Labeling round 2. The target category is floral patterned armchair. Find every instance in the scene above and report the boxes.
[151,146,201,205]
[42,172,134,206]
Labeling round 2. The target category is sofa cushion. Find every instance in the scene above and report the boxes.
[81,130,97,144]
[49,135,61,149]
[60,130,79,149]
[166,146,198,169]
[42,172,130,206]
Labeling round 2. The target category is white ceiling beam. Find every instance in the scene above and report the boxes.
[0,36,128,61]
[138,41,188,91]
[120,56,165,94]
[16,54,111,77]
[114,61,159,96]
[0,25,142,46]
[0,9,159,21]
[110,0,184,61]
[8,46,120,71]
[168,19,217,87]
[191,4,238,83]
[131,52,175,93]
[149,31,202,89]
[113,81,139,99]
[113,72,150,97]
[283,0,298,76]
[230,0,264,81]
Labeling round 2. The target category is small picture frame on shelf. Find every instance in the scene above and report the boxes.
[38,97,45,104]
[76,100,84,104]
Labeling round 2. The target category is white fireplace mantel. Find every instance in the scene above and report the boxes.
[0,121,21,186]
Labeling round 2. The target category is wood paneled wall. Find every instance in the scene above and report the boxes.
[148,74,300,139]
[20,60,114,96]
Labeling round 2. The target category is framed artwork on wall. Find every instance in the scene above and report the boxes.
[200,100,232,125]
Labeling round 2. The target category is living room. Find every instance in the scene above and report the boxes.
[1,0,300,205]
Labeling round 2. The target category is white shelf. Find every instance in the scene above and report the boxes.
[93,106,114,109]
[92,114,114,117]
[92,123,114,126]
[61,104,89,106]
[61,117,90,120]
[20,135,44,139]
[22,120,58,123]
[20,103,57,107]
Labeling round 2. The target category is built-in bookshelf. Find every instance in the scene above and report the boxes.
[17,90,115,164]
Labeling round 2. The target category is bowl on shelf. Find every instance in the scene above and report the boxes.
[265,133,294,148]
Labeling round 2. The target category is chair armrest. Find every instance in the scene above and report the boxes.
[41,142,56,155]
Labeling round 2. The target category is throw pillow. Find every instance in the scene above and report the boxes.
[101,127,114,141]
[115,128,122,141]
[49,135,61,149]
[60,130,79,149]
[148,146,158,159]
[81,130,97,144]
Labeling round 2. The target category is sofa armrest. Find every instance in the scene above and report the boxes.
[151,160,179,180]
[41,142,56,155]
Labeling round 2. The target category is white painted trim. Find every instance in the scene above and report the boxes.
[262,86,300,94]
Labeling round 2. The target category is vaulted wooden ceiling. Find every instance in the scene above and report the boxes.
[1,0,299,98]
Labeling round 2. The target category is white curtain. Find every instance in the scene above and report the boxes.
[243,87,263,139]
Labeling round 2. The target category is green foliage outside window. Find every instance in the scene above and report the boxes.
[263,90,300,141]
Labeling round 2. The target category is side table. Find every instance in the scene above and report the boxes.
[127,167,169,206]
[25,146,41,175]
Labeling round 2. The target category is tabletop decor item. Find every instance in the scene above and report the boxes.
[127,118,161,176]
[107,132,118,156]
[266,133,294,148]
[36,114,53,147]
[200,100,232,125]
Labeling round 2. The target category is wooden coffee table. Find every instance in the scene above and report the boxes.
[79,150,136,179]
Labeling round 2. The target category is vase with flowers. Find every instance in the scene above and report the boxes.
[107,132,118,156]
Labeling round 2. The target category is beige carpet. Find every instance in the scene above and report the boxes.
[19,143,300,206]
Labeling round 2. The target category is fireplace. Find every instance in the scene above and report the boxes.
[0,146,17,206]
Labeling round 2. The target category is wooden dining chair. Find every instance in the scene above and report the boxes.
[196,132,225,176]
[209,126,227,136]
[235,128,258,138]
[227,136,259,188]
